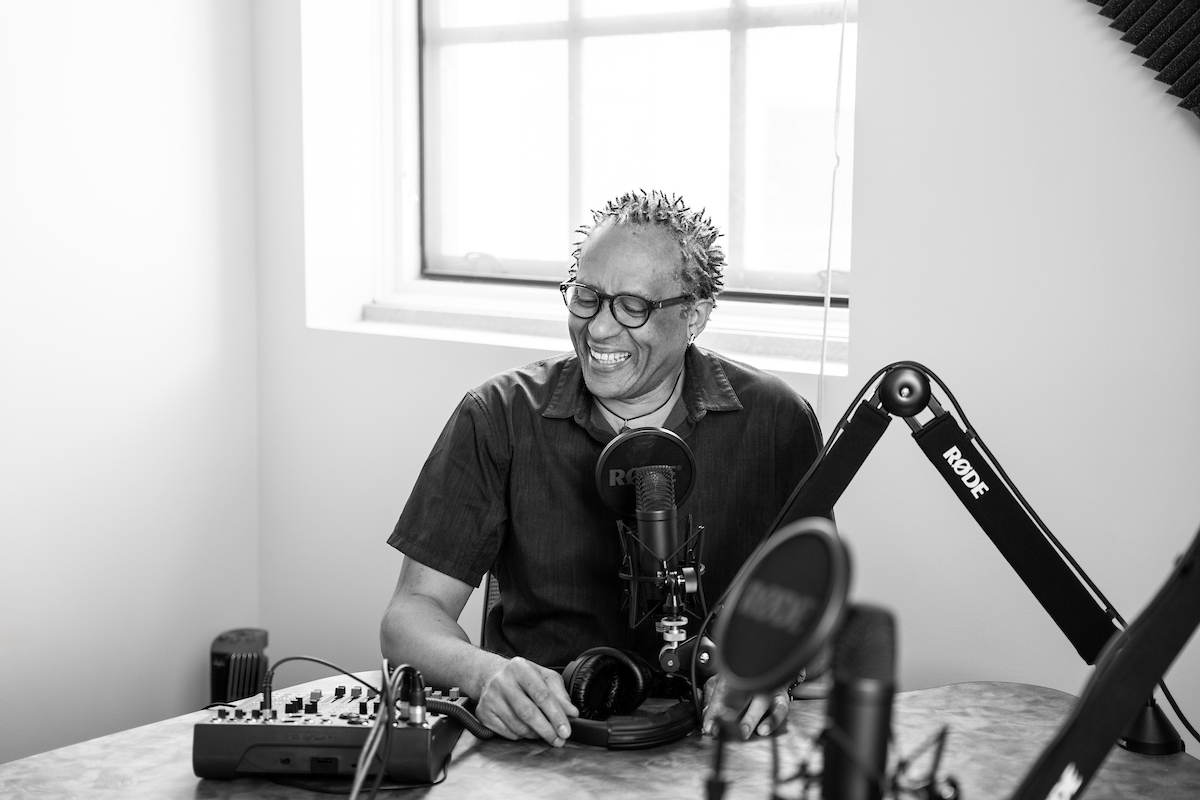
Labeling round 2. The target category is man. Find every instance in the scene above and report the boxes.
[381,190,823,747]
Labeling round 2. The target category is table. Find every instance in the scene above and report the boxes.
[2,679,1198,799]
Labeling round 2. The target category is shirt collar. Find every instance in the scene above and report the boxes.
[543,344,742,425]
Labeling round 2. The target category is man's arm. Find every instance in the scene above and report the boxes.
[380,557,578,747]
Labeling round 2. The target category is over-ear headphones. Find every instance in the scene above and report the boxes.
[561,647,697,749]
[562,647,653,719]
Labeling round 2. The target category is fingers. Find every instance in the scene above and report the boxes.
[476,657,578,747]
[701,676,751,737]
[753,693,790,737]
[737,694,771,740]
[700,675,725,735]
[701,676,791,740]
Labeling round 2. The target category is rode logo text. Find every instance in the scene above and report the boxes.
[608,466,680,487]
[941,446,990,499]
[738,579,816,635]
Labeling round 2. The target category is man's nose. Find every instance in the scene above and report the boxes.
[587,299,624,338]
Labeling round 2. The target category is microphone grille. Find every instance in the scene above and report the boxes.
[832,604,897,683]
[631,465,676,512]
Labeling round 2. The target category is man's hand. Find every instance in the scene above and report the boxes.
[475,656,580,747]
[700,674,789,740]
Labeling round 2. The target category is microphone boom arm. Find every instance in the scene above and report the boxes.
[770,361,1120,665]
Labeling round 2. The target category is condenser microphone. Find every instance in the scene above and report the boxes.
[823,604,897,800]
[632,465,679,568]
[594,427,702,630]
[713,517,851,694]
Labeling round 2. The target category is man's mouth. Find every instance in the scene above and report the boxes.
[589,347,630,365]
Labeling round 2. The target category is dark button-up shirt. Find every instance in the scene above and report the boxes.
[388,345,822,668]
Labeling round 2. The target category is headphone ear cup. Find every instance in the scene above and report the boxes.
[564,653,615,720]
[563,647,653,720]
[607,650,652,715]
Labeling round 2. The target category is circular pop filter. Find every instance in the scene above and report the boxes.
[594,428,697,517]
[713,517,851,693]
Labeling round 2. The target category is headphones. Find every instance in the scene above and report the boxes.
[561,647,697,749]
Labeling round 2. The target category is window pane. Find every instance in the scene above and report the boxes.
[426,40,569,273]
[433,0,566,28]
[582,0,729,18]
[581,31,730,237]
[742,24,855,295]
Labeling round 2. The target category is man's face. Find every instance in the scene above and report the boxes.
[569,221,709,406]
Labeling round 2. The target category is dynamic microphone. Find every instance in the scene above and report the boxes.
[713,517,851,694]
[823,604,897,800]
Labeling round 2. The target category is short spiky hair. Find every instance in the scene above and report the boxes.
[570,189,726,301]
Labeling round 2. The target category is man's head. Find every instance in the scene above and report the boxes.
[565,190,726,409]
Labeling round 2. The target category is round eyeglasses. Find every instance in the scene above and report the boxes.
[559,281,692,329]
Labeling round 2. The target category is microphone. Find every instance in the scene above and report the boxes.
[632,464,679,573]
[823,604,897,800]
[594,428,707,670]
[713,517,850,694]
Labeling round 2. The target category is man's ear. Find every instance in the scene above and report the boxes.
[688,298,714,340]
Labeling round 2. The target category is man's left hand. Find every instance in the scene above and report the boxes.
[700,674,789,739]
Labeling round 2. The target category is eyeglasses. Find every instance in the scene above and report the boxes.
[559,281,692,329]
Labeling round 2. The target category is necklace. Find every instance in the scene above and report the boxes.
[595,370,684,433]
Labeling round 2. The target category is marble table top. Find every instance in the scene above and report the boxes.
[1,679,1197,799]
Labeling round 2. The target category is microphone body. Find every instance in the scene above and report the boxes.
[632,465,679,566]
[823,604,896,800]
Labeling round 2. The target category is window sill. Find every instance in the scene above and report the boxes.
[351,280,848,376]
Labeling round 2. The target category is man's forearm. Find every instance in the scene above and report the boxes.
[380,592,506,700]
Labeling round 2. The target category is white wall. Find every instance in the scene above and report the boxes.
[254,0,1200,755]
[0,1,260,763]
[843,0,1200,751]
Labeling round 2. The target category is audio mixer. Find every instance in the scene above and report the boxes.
[193,683,469,784]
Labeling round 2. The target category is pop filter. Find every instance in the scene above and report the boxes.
[595,427,697,517]
[713,517,851,693]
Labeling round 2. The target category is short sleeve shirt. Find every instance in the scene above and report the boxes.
[387,345,823,668]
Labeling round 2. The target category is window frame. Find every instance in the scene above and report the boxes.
[299,0,851,376]
[413,0,856,307]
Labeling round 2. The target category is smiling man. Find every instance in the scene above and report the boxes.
[381,190,823,748]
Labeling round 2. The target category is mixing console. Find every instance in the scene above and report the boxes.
[193,683,468,784]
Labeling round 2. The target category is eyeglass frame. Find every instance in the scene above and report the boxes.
[559,280,695,330]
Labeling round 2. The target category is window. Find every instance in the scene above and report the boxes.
[300,0,853,375]
[414,0,857,304]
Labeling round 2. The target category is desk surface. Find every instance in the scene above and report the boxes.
[2,679,1198,799]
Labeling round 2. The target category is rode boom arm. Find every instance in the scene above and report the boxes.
[769,361,1120,665]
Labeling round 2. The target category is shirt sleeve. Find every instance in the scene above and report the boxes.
[386,390,510,587]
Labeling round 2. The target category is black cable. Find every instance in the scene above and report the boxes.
[1160,679,1200,744]
[259,655,382,710]
[427,697,495,739]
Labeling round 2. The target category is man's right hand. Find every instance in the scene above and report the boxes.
[474,656,579,747]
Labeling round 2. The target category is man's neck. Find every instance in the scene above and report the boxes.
[595,368,684,426]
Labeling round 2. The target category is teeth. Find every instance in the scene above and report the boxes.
[590,348,630,364]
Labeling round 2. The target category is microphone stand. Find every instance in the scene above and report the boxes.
[771,360,1181,754]
[616,515,715,676]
